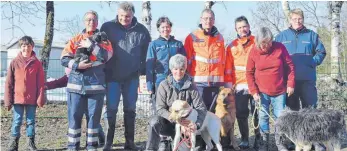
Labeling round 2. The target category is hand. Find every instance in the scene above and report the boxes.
[178,118,190,127]
[253,93,260,101]
[287,87,294,96]
[77,38,92,48]
[148,91,153,94]
[77,60,92,69]
[6,105,12,111]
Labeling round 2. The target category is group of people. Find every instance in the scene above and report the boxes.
[4,1,326,151]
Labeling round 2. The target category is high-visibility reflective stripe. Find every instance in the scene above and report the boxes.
[87,137,99,142]
[216,34,223,42]
[68,128,81,135]
[68,137,81,143]
[235,84,248,91]
[193,56,221,64]
[92,45,100,56]
[84,85,105,91]
[225,69,232,74]
[193,76,224,82]
[190,33,198,42]
[67,83,82,90]
[235,66,246,71]
[68,60,76,69]
[87,128,99,134]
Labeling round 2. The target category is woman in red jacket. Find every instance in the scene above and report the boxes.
[246,27,295,151]
[4,36,45,151]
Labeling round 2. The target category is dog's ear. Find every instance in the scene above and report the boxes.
[219,86,225,92]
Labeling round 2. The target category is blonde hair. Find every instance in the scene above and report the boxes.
[290,8,304,19]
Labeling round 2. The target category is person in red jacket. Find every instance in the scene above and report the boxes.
[4,36,45,151]
[246,27,295,151]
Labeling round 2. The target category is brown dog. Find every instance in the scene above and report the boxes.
[215,87,240,150]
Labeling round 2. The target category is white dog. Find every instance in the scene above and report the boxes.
[169,100,223,151]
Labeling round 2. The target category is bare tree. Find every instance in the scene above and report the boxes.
[1,1,45,45]
[39,1,54,80]
[251,1,287,34]
[282,1,291,26]
[329,1,344,79]
[204,1,215,9]
[142,1,152,34]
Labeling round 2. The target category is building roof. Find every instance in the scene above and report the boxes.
[6,39,65,50]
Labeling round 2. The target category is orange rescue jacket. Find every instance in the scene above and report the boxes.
[184,27,234,87]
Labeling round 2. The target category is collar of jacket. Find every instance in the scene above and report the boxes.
[167,74,192,90]
[289,26,307,34]
[256,42,274,55]
[115,16,138,30]
[157,35,175,41]
[16,51,38,65]
[198,24,219,37]
[82,29,99,36]
[236,31,253,46]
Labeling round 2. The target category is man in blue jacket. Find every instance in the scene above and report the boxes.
[275,8,326,151]
[100,2,151,150]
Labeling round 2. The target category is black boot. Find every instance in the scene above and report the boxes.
[253,128,261,150]
[8,137,19,151]
[158,136,171,151]
[259,133,269,151]
[27,137,37,151]
[237,118,250,149]
[124,112,140,150]
[98,129,105,147]
[275,133,289,151]
[103,119,115,151]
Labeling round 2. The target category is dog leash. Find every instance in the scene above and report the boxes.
[173,125,196,151]
[252,100,276,130]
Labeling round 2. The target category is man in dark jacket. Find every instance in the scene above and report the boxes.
[100,2,151,150]
[275,8,326,151]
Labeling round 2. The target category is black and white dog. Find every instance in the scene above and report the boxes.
[275,108,346,151]
[74,31,108,64]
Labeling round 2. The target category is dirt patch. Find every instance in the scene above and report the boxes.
[1,104,347,151]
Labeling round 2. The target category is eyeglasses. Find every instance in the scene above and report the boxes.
[291,18,303,21]
[85,18,97,22]
[201,17,214,21]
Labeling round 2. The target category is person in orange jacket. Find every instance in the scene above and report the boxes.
[184,9,234,149]
[226,16,261,150]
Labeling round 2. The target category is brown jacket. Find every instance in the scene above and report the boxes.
[156,74,207,127]
[4,52,45,108]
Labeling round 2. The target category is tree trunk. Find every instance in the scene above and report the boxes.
[142,1,152,35]
[40,1,54,80]
[204,1,215,9]
[330,1,344,79]
[282,1,291,27]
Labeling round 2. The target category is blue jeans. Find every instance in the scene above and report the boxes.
[258,93,286,133]
[11,104,37,137]
[105,78,139,121]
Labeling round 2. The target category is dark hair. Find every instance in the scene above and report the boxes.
[235,16,249,26]
[18,36,34,47]
[118,2,135,14]
[156,16,173,29]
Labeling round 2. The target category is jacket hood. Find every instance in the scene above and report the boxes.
[198,24,219,37]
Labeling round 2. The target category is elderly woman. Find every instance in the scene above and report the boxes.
[246,27,295,151]
[145,54,207,151]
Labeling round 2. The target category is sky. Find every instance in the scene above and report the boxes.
[0,1,258,46]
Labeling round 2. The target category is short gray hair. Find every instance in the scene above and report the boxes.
[118,2,135,13]
[255,27,273,48]
[201,9,215,18]
[84,10,98,21]
[290,8,304,19]
[169,54,187,70]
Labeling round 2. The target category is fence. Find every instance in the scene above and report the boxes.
[1,58,347,117]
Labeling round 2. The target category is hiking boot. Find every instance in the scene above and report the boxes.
[8,137,19,151]
[27,137,37,151]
